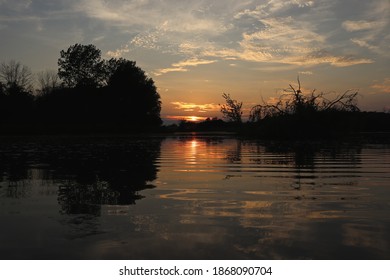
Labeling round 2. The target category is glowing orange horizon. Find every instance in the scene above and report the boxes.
[166,115,207,122]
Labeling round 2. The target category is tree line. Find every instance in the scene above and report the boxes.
[218,78,390,138]
[170,78,390,138]
[2,44,389,137]
[0,44,161,133]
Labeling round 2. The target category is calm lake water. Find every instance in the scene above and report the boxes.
[0,135,389,259]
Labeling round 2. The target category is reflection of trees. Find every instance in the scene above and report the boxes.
[226,141,242,163]
[220,140,363,195]
[259,141,362,168]
[0,137,162,215]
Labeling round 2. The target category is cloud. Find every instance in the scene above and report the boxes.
[154,67,188,76]
[350,38,380,52]
[235,0,314,18]
[299,71,313,75]
[173,58,217,68]
[2,0,386,83]
[76,0,229,34]
[88,0,379,71]
[203,25,372,67]
[342,20,384,32]
[171,102,220,113]
[75,0,145,25]
[202,8,374,67]
[235,16,326,61]
[165,115,206,122]
[372,78,390,93]
[92,35,105,42]
[340,1,389,56]
[0,0,40,23]
[0,0,32,12]
[106,45,130,58]
[154,58,216,76]
[286,50,374,67]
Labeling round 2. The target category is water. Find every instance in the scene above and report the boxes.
[0,135,389,259]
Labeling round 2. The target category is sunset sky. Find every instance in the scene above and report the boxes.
[1,0,389,122]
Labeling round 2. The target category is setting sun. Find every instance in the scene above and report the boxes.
[166,115,205,122]
[1,0,390,268]
[187,116,203,122]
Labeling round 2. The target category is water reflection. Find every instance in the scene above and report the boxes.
[153,137,390,259]
[0,136,162,215]
[0,136,389,259]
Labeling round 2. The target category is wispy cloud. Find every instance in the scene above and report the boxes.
[299,71,313,75]
[154,67,188,76]
[154,58,216,76]
[171,102,220,113]
[106,45,130,58]
[74,0,150,26]
[0,0,32,12]
[203,32,372,67]
[342,20,384,32]
[235,0,315,18]
[285,50,374,67]
[341,1,390,56]
[202,3,374,67]
[90,0,381,72]
[372,78,390,93]
[173,58,217,68]
[350,39,380,53]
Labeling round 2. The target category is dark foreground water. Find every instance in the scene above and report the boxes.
[0,135,389,259]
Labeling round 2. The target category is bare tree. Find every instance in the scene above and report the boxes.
[37,70,60,95]
[220,93,243,123]
[0,60,33,92]
[249,78,359,122]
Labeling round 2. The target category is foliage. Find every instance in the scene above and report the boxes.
[55,44,162,128]
[104,59,162,127]
[58,44,107,88]
[220,93,243,123]
[36,45,162,131]
[0,44,162,132]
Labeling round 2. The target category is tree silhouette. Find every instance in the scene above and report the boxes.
[58,44,106,88]
[249,78,359,122]
[0,60,33,92]
[220,93,243,123]
[0,61,34,125]
[37,70,60,95]
[106,59,162,127]
[35,44,163,131]
[245,78,361,138]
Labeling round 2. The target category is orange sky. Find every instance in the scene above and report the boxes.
[1,1,389,123]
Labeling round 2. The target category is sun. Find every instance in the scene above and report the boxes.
[186,116,203,122]
[165,115,205,123]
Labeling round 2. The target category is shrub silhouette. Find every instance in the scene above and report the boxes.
[249,78,359,122]
[247,79,360,138]
[217,78,365,138]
